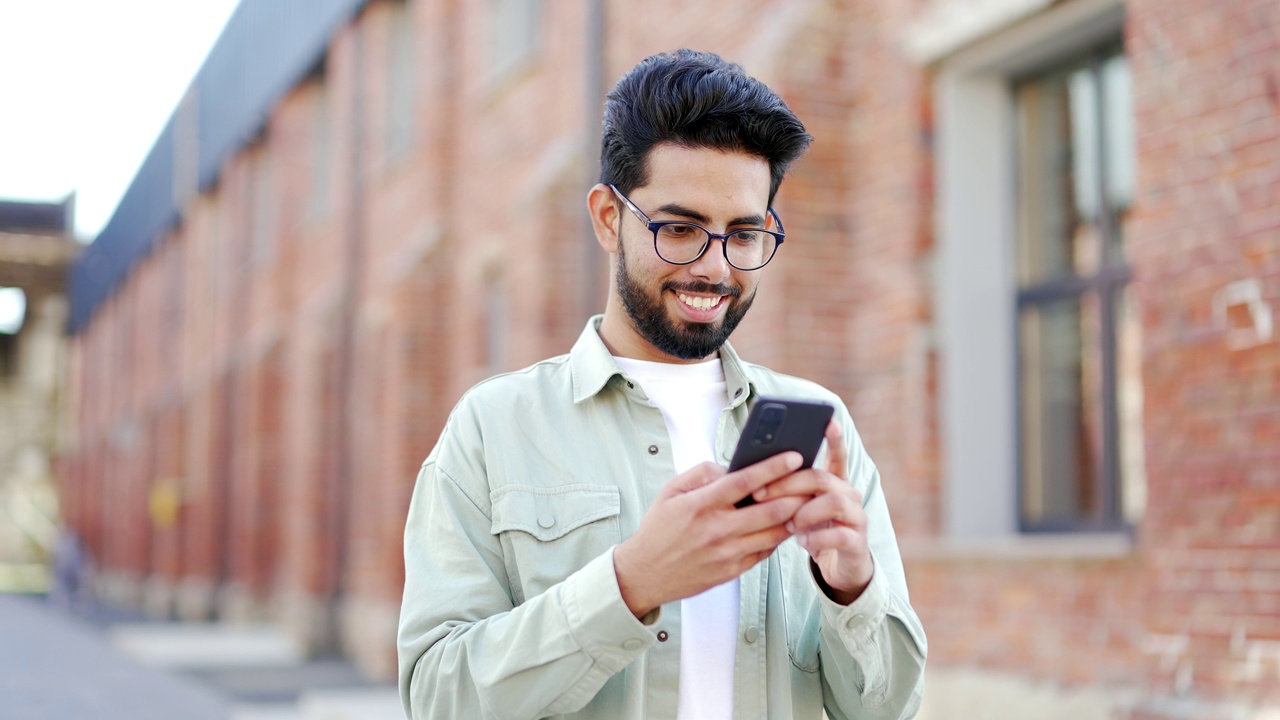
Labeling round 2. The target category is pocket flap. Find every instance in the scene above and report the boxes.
[490,484,621,542]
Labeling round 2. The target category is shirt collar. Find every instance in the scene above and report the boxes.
[570,315,758,406]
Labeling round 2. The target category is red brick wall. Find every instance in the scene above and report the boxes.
[905,0,1280,714]
[59,0,1280,705]
[1125,0,1280,710]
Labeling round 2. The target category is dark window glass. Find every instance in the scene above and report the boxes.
[1014,42,1142,532]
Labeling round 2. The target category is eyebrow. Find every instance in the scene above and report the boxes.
[653,202,765,228]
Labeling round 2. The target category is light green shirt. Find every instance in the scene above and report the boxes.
[399,317,927,719]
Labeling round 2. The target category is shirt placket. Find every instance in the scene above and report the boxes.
[732,557,768,718]
[619,376,683,720]
[718,382,768,718]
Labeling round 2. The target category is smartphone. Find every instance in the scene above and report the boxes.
[730,397,835,508]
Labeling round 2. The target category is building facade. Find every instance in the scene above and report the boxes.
[61,0,1279,716]
[0,196,78,591]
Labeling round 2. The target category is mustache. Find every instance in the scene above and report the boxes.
[662,281,741,298]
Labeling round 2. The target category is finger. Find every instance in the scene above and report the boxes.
[734,523,795,559]
[661,461,726,498]
[705,451,802,507]
[789,492,866,535]
[796,524,865,556]
[752,467,843,503]
[732,495,806,535]
[824,420,848,481]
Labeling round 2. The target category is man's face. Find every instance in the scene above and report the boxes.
[610,144,773,362]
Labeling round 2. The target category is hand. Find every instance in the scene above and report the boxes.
[613,452,808,619]
[751,421,873,604]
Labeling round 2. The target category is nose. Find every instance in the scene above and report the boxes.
[687,236,732,283]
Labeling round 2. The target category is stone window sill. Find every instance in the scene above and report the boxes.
[901,533,1135,562]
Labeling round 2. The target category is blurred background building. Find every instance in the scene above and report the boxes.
[56,0,1278,717]
[0,196,78,593]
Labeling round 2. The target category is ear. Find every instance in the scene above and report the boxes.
[587,183,621,254]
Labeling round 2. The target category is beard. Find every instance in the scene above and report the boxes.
[615,237,755,361]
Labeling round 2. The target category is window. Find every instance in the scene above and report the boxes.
[308,79,332,221]
[0,286,23,378]
[1013,45,1143,531]
[485,273,508,375]
[0,286,24,334]
[386,5,416,161]
[931,0,1138,540]
[250,147,277,267]
[490,0,540,78]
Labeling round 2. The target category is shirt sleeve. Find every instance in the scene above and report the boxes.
[817,414,928,720]
[397,455,657,720]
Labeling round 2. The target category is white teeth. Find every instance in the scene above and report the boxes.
[678,293,720,311]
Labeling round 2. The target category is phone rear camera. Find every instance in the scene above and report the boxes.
[751,403,787,447]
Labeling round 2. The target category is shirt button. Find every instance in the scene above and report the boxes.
[734,388,743,398]
[744,626,760,643]
[537,515,555,529]
[657,630,669,642]
[623,639,643,651]
[648,445,659,455]
[627,381,635,389]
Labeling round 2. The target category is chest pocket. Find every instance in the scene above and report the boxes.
[490,484,622,604]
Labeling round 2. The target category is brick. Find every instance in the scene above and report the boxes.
[55,0,1280,705]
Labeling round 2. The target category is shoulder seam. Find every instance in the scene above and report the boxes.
[432,461,492,520]
[462,353,572,394]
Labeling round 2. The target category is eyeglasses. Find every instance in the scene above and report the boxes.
[609,184,785,271]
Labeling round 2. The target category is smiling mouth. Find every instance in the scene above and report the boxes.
[676,292,724,311]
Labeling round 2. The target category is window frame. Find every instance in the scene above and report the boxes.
[930,0,1133,542]
[1011,40,1134,533]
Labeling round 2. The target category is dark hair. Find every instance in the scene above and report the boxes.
[599,49,812,206]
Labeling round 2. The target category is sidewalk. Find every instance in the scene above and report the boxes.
[0,593,402,720]
[0,593,227,719]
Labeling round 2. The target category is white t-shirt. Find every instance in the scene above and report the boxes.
[613,355,737,720]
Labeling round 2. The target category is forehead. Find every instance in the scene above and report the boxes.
[636,143,771,212]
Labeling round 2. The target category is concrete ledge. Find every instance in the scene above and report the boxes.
[277,590,339,656]
[339,596,400,682]
[175,576,217,621]
[918,666,1280,720]
[111,622,304,670]
[902,533,1136,562]
[916,667,1128,720]
[142,575,177,619]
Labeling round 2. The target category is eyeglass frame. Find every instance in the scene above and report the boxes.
[608,184,786,271]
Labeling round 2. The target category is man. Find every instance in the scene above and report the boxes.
[399,49,926,719]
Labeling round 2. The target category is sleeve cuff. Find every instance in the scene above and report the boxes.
[815,557,889,642]
[560,547,659,674]
[815,556,892,704]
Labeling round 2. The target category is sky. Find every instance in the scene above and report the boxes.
[0,0,243,242]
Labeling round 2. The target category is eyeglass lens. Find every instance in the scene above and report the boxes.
[654,224,777,270]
